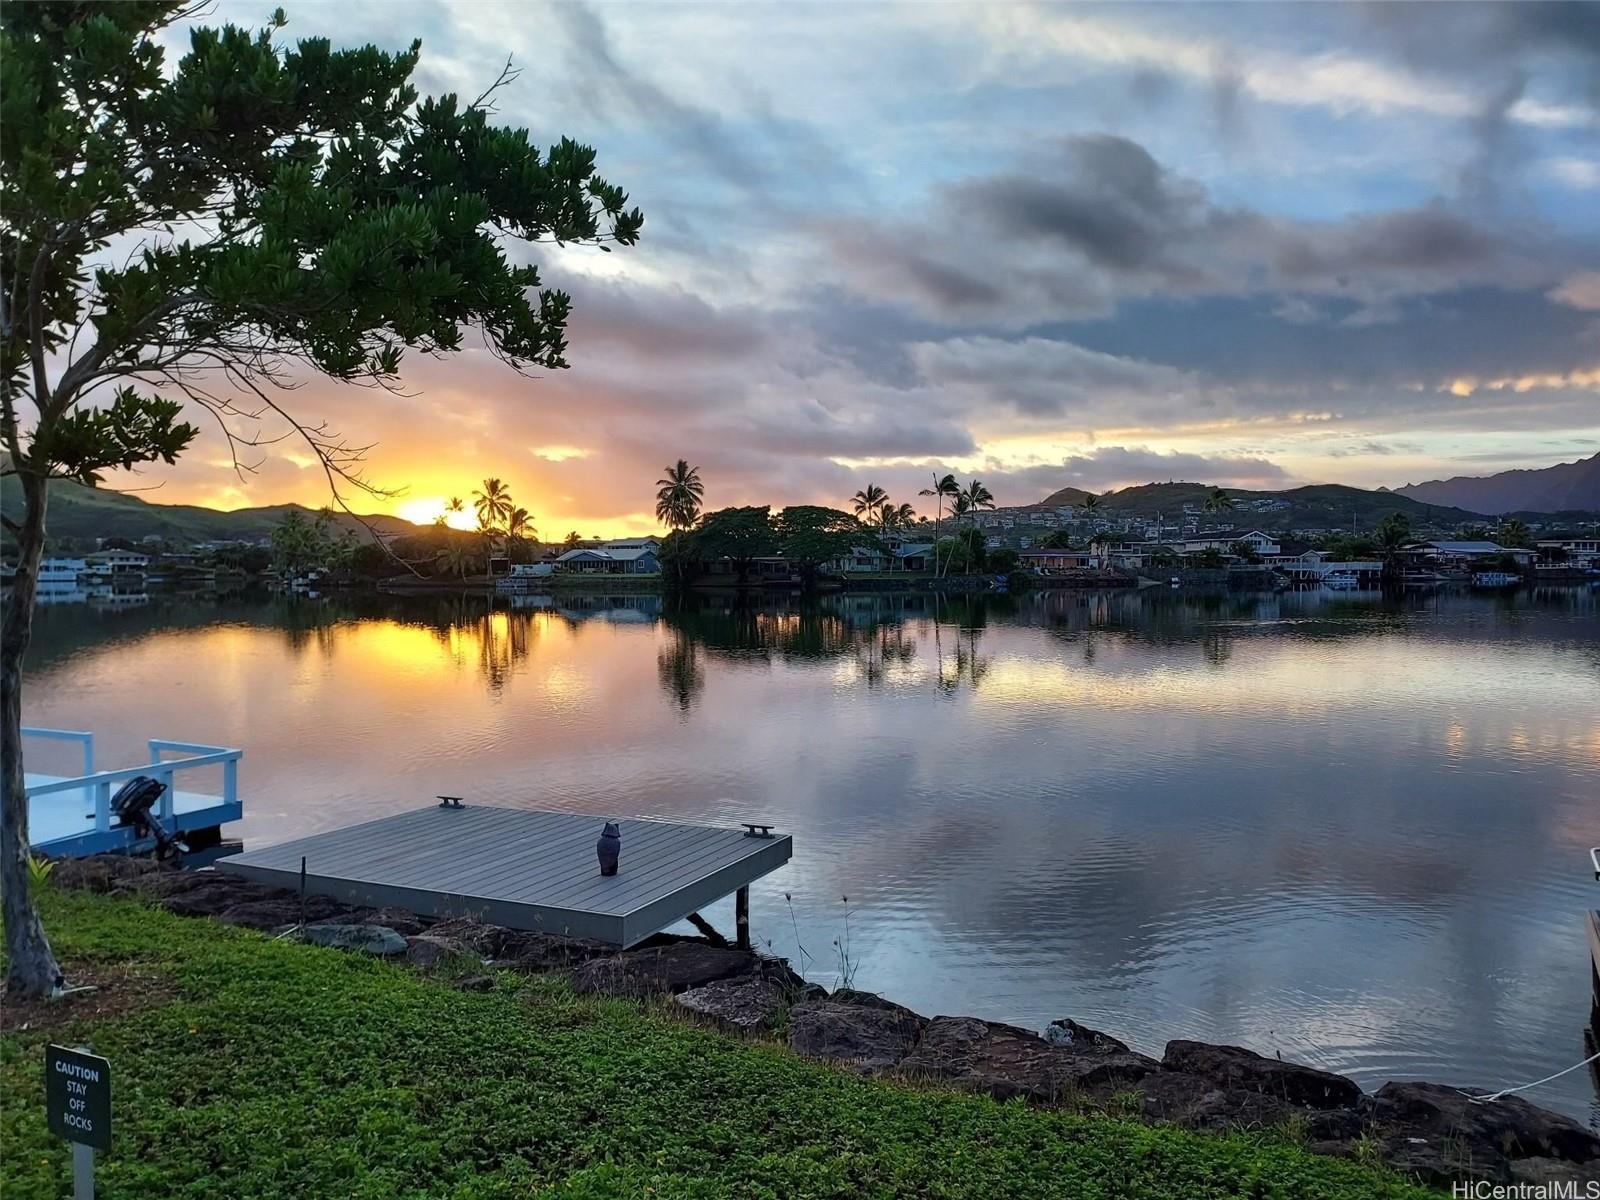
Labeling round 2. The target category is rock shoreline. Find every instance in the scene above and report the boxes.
[54,855,1600,1188]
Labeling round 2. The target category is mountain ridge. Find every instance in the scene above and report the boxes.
[1031,480,1489,528]
[1,477,420,546]
[1393,453,1599,515]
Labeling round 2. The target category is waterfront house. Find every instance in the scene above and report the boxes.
[84,548,150,577]
[1173,530,1280,557]
[1535,537,1599,567]
[830,539,934,573]
[37,557,88,591]
[1408,540,1534,567]
[553,543,660,575]
[1018,548,1096,572]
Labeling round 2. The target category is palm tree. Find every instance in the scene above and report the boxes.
[505,506,537,563]
[472,478,514,579]
[1497,517,1532,548]
[876,502,919,571]
[1081,492,1102,516]
[473,478,513,529]
[434,543,478,579]
[884,502,917,531]
[1203,487,1236,515]
[941,479,995,577]
[920,473,959,575]
[433,495,465,528]
[1375,511,1412,579]
[961,479,995,516]
[851,483,888,525]
[562,530,584,552]
[655,460,705,532]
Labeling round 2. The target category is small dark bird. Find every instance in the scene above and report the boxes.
[596,821,621,876]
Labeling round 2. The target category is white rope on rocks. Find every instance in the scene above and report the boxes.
[1463,1049,1600,1104]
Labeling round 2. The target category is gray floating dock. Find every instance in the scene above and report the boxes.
[216,805,793,948]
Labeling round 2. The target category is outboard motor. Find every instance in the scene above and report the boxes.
[110,776,187,862]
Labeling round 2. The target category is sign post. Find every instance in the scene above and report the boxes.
[45,1044,111,1199]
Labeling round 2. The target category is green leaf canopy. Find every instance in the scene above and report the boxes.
[2,2,643,486]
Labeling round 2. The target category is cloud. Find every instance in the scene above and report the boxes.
[823,133,1579,329]
[111,2,1600,533]
[1548,271,1600,310]
[908,336,1196,419]
[926,4,1598,128]
[1543,157,1600,188]
[1356,1,1600,112]
[974,447,1293,501]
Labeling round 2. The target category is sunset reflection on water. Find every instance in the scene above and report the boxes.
[23,585,1600,1119]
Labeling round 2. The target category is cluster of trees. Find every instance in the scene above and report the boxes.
[269,510,358,576]
[849,484,918,532]
[2,4,642,995]
[1313,512,1412,569]
[912,474,997,577]
[661,504,873,585]
[651,468,1016,585]
[382,478,539,580]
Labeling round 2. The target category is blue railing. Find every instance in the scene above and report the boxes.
[22,728,242,831]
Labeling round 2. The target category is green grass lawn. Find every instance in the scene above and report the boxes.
[1,889,1438,1199]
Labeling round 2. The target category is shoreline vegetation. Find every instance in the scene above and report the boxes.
[7,863,1597,1196]
[4,884,1424,1200]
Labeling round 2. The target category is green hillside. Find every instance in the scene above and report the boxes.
[1,477,419,547]
[1041,480,1487,529]
[1037,485,1095,508]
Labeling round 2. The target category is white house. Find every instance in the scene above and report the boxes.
[1410,540,1534,566]
[85,548,150,575]
[36,557,87,590]
[1536,537,1599,567]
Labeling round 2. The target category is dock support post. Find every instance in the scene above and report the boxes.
[684,912,730,948]
[735,886,750,950]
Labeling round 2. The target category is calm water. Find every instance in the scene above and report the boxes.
[21,585,1600,1121]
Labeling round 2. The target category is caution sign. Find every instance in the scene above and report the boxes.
[46,1044,111,1151]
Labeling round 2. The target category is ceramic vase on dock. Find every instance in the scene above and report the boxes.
[596,822,621,876]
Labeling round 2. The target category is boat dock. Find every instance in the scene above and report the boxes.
[217,804,793,948]
[25,727,243,857]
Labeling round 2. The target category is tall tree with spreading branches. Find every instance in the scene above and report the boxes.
[0,3,641,997]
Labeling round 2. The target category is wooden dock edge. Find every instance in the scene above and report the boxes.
[1588,910,1600,1009]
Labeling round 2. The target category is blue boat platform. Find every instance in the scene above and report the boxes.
[24,727,243,858]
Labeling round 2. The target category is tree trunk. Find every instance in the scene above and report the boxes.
[2,472,63,998]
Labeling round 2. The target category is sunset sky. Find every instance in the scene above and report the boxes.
[140,2,1600,536]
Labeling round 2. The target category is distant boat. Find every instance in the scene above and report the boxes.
[1323,571,1360,590]
[1470,571,1520,589]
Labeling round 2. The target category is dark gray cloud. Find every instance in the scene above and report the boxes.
[966,448,1293,499]
[1356,1,1600,106]
[909,336,1195,419]
[1270,206,1497,281]
[823,131,1588,331]
[947,135,1231,285]
[1046,287,1600,393]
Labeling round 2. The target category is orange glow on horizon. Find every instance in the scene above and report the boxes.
[398,498,480,531]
